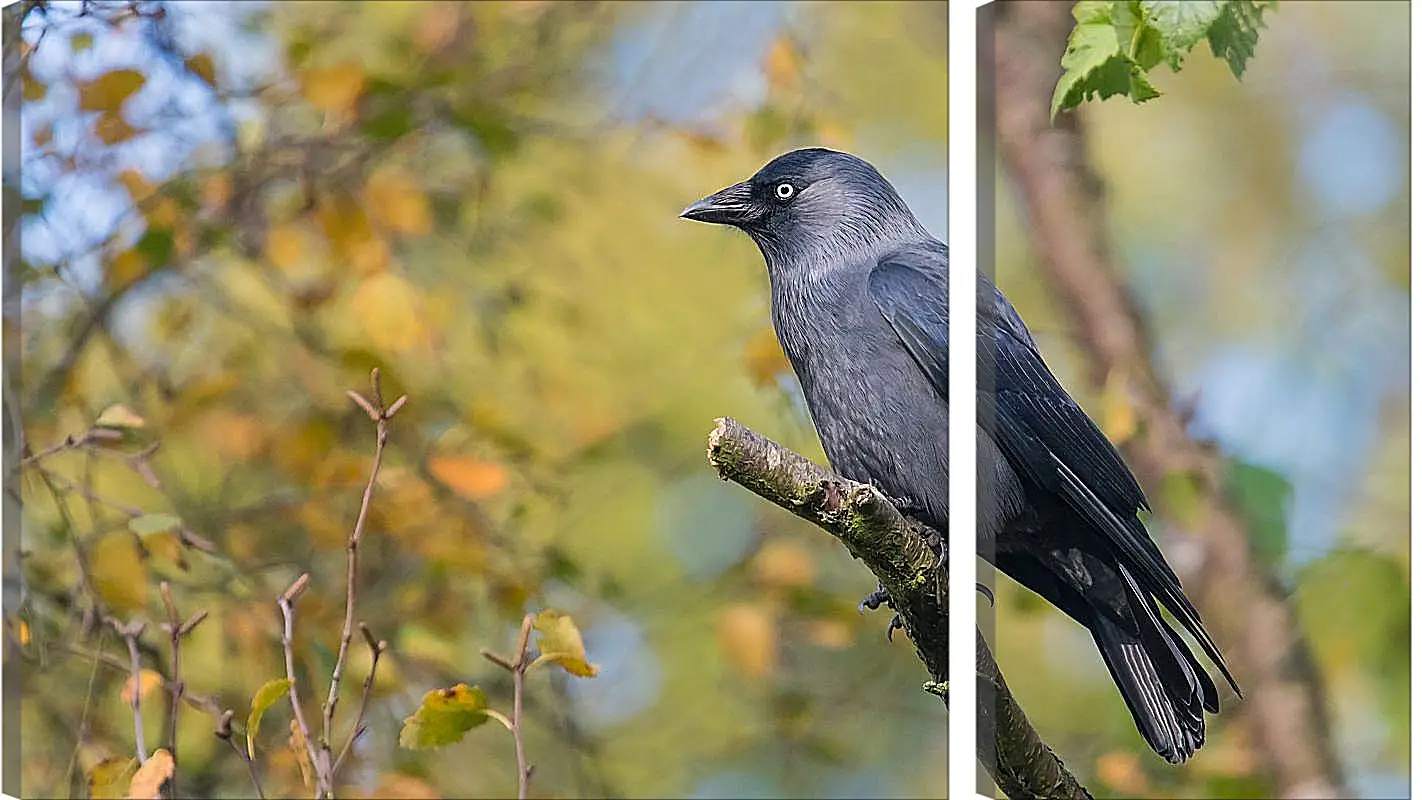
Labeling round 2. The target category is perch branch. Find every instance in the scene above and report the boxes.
[991,3,1348,797]
[706,417,1090,799]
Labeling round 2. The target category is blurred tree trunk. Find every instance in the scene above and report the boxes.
[989,3,1348,797]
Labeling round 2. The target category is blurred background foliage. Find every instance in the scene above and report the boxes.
[8,1,946,798]
[991,2,1408,798]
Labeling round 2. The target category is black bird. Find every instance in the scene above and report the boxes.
[681,147,1240,763]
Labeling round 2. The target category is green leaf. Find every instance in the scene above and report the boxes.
[1050,2,1159,121]
[135,228,175,267]
[1223,459,1291,567]
[246,678,294,760]
[1207,0,1270,78]
[1141,1,1224,64]
[128,513,182,537]
[71,32,95,53]
[398,683,491,749]
[87,756,138,799]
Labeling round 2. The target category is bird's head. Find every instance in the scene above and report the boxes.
[680,148,923,266]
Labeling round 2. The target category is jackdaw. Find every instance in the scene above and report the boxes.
[681,147,1239,763]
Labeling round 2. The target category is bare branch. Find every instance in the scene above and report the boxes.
[277,574,324,798]
[704,418,1089,799]
[511,613,535,800]
[320,368,398,796]
[333,624,386,773]
[111,617,149,763]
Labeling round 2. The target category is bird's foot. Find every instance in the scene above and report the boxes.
[924,528,947,572]
[859,584,892,614]
[885,613,904,642]
[885,492,927,520]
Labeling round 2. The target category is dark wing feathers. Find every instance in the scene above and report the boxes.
[867,250,947,401]
[989,291,1242,698]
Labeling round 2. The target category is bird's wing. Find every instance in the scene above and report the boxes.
[867,246,947,401]
[988,289,1239,695]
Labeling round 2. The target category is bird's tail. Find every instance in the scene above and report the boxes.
[1088,570,1218,764]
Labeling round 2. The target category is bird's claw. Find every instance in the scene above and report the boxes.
[859,584,891,614]
[886,613,904,642]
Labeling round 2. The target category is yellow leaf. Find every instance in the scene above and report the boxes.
[247,678,294,760]
[763,35,801,93]
[351,272,426,352]
[301,62,366,115]
[717,604,776,679]
[117,169,156,204]
[532,610,599,678]
[91,534,149,615]
[185,53,216,87]
[106,248,148,290]
[144,196,181,230]
[127,748,174,800]
[22,72,46,102]
[317,196,389,275]
[121,668,165,704]
[86,756,137,800]
[16,618,29,646]
[288,719,313,790]
[751,540,814,589]
[96,403,146,429]
[364,169,432,236]
[200,410,268,460]
[143,531,188,572]
[743,327,791,389]
[266,223,308,272]
[1099,368,1138,444]
[427,456,508,500]
[94,111,138,145]
[78,69,146,112]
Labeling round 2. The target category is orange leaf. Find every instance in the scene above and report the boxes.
[121,668,165,704]
[117,169,156,203]
[301,62,366,115]
[751,540,814,589]
[763,35,801,93]
[428,457,508,500]
[266,223,307,272]
[364,168,432,236]
[717,604,776,679]
[127,748,174,799]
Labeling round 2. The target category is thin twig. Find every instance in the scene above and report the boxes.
[320,368,403,797]
[333,624,386,773]
[512,613,535,800]
[278,573,324,798]
[158,581,205,798]
[63,627,107,797]
[216,709,266,800]
[112,618,149,763]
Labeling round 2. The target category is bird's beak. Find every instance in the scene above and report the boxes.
[679,181,756,226]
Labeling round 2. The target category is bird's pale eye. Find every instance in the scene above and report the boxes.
[774,182,796,201]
